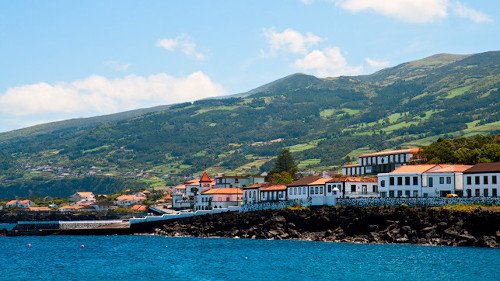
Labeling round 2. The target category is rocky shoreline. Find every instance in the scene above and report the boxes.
[148,206,500,248]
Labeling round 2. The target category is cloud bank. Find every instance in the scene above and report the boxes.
[157,34,206,60]
[0,72,225,116]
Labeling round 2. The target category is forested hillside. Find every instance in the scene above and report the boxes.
[0,51,499,198]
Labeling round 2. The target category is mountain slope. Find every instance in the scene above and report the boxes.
[0,51,499,198]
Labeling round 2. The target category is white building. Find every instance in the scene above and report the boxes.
[5,199,35,209]
[463,162,499,197]
[115,194,146,207]
[378,164,474,198]
[243,183,266,204]
[69,191,96,203]
[342,148,421,176]
[259,184,287,202]
[326,176,378,198]
[196,187,243,210]
[286,176,334,206]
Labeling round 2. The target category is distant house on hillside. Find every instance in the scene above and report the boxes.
[5,200,35,209]
[69,192,96,204]
[115,195,146,207]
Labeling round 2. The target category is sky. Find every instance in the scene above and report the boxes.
[0,0,499,132]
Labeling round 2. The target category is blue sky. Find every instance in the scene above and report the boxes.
[0,0,498,132]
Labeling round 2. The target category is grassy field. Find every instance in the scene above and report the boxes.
[192,105,239,116]
[287,138,325,152]
[298,158,321,169]
[445,85,473,99]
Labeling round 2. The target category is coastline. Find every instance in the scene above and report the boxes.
[139,206,499,248]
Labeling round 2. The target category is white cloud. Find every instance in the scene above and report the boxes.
[336,0,449,23]
[293,47,363,77]
[452,2,493,23]
[365,58,390,69]
[0,72,225,116]
[336,0,492,24]
[262,28,323,56]
[300,0,314,5]
[156,34,206,60]
[103,60,130,72]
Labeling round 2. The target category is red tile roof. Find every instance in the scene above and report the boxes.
[428,164,473,173]
[464,162,500,174]
[243,182,270,189]
[288,176,331,187]
[342,163,361,168]
[131,204,148,211]
[200,171,212,182]
[390,164,439,174]
[260,184,287,191]
[202,188,243,195]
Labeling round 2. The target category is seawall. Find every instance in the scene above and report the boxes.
[142,206,500,248]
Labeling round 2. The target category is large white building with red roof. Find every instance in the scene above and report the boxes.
[377,164,473,198]
[342,148,422,176]
[326,176,379,198]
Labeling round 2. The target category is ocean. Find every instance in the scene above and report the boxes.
[0,235,498,281]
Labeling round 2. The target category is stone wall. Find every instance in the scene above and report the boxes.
[337,197,500,207]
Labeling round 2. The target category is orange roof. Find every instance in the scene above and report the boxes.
[76,192,93,197]
[29,207,51,211]
[260,184,287,191]
[175,184,186,189]
[116,195,145,201]
[185,179,200,185]
[327,176,377,183]
[359,148,421,157]
[288,176,332,187]
[390,164,439,174]
[60,205,84,209]
[202,188,243,195]
[131,204,148,211]
[429,164,473,173]
[200,171,212,182]
[342,163,361,167]
[6,200,17,205]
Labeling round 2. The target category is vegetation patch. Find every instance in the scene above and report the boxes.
[445,85,473,99]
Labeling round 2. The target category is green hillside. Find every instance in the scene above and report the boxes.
[0,51,499,198]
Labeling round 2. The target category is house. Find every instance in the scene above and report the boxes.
[425,165,472,197]
[463,162,500,197]
[91,201,114,211]
[342,148,422,176]
[173,171,214,209]
[259,184,287,202]
[195,187,243,211]
[286,176,333,206]
[5,200,35,209]
[69,192,96,204]
[378,164,473,198]
[214,174,265,188]
[243,182,268,204]
[115,195,146,207]
[326,176,378,198]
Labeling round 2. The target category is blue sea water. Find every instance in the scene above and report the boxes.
[0,235,498,281]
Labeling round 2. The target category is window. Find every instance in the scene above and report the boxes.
[234,178,239,183]
[428,177,434,187]
[439,177,444,184]
[226,197,230,201]
[327,185,332,193]
[390,177,395,185]
[467,176,472,185]
[446,177,451,184]
[413,176,418,185]
[492,189,497,197]
[381,180,385,187]
[397,190,403,197]
[484,176,488,185]
[397,177,403,185]
[405,177,410,186]
[319,186,323,194]
[475,176,480,185]
[484,189,489,197]
[405,190,410,197]
[475,189,480,197]
[380,192,387,198]
[493,176,497,184]
[373,185,378,193]
[303,187,306,194]
[413,190,418,197]
[298,188,302,195]
[315,186,319,194]
[351,185,356,192]
[389,191,394,198]
[466,189,471,197]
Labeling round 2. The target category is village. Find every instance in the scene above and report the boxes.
[2,147,499,215]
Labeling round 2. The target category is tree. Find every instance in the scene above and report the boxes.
[272,149,298,177]
[268,171,294,185]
